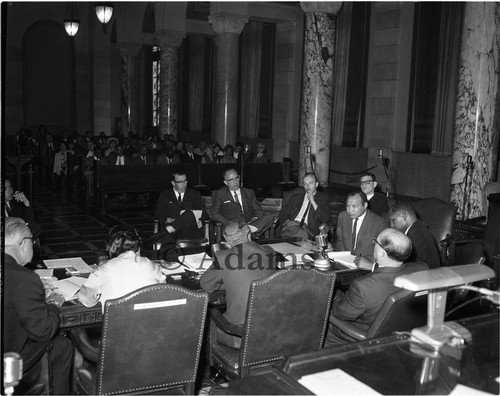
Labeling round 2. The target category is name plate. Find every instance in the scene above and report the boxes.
[134,299,187,310]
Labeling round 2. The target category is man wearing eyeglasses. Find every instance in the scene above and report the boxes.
[334,191,389,258]
[325,228,428,346]
[211,168,275,237]
[154,170,208,243]
[4,217,72,394]
[359,172,389,218]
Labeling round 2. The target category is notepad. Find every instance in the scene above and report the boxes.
[298,369,381,395]
[43,257,93,274]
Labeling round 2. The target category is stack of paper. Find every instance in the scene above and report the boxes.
[52,276,87,300]
[264,242,314,266]
[179,252,213,273]
[327,251,358,268]
[43,257,93,275]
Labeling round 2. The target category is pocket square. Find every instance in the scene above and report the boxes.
[223,200,231,203]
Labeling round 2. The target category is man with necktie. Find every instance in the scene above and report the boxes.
[106,145,130,166]
[154,171,208,243]
[180,142,201,164]
[334,191,388,259]
[211,168,274,237]
[250,142,271,163]
[134,145,154,165]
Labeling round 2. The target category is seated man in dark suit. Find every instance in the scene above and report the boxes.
[4,217,72,394]
[325,228,428,346]
[390,201,441,269]
[154,170,208,243]
[106,145,132,166]
[278,172,330,240]
[335,191,389,259]
[359,172,389,218]
[180,142,201,164]
[249,142,271,163]
[199,222,276,348]
[211,168,275,237]
[4,178,41,239]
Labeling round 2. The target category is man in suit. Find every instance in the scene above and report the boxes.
[359,172,389,218]
[4,178,41,239]
[390,201,441,269]
[335,191,389,258]
[325,228,428,346]
[211,168,275,237]
[180,142,201,164]
[154,170,208,243]
[278,172,330,240]
[249,142,271,163]
[199,222,276,348]
[106,145,132,166]
[134,145,154,165]
[4,217,72,394]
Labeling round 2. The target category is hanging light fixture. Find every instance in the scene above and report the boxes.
[95,3,114,32]
[64,3,79,37]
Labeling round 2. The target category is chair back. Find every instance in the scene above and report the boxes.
[413,198,457,247]
[97,284,208,395]
[239,268,336,376]
[366,289,427,339]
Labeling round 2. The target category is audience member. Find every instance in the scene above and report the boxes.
[250,142,270,163]
[4,217,72,394]
[154,170,208,243]
[220,144,237,163]
[53,142,72,191]
[213,142,224,161]
[390,201,441,269]
[78,225,166,311]
[104,137,118,157]
[156,146,180,165]
[335,191,388,258]
[200,145,215,164]
[234,142,245,163]
[40,133,56,188]
[134,145,154,165]
[83,140,99,204]
[199,222,276,348]
[4,178,41,238]
[278,173,330,240]
[194,141,207,157]
[212,168,275,237]
[181,142,201,163]
[107,145,132,166]
[325,228,428,346]
[359,172,389,218]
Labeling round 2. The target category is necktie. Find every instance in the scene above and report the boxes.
[299,201,311,227]
[234,192,243,212]
[5,203,12,217]
[352,218,358,249]
[178,193,182,203]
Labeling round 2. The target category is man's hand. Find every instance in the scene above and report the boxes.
[13,191,30,206]
[353,256,375,271]
[40,278,55,298]
[46,292,65,308]
[165,217,175,224]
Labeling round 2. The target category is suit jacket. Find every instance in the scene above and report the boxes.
[156,153,180,165]
[155,187,207,223]
[368,192,389,218]
[212,186,265,225]
[331,261,428,333]
[250,153,271,163]
[180,152,201,164]
[407,220,441,269]
[335,209,389,258]
[106,152,132,166]
[3,254,60,357]
[199,241,276,325]
[278,191,330,236]
[134,154,155,165]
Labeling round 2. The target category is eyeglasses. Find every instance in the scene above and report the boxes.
[19,236,36,246]
[225,176,240,183]
[359,180,374,186]
[372,237,385,252]
[174,180,187,184]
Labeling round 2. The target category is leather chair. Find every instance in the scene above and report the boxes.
[209,267,336,380]
[413,198,457,266]
[330,289,428,341]
[70,284,208,395]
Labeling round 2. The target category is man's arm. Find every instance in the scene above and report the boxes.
[247,189,265,218]
[310,192,330,223]
[211,189,231,225]
[78,271,102,308]
[331,280,367,322]
[199,265,224,292]
[334,212,346,251]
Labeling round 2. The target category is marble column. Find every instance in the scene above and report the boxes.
[299,2,343,187]
[209,13,247,146]
[450,2,500,219]
[156,30,184,139]
[119,43,142,136]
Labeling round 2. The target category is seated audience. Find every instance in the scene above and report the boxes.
[199,222,276,348]
[154,170,208,243]
[213,142,224,161]
[4,178,41,238]
[194,141,207,157]
[249,142,270,163]
[106,144,132,166]
[4,217,72,394]
[212,168,275,237]
[220,144,237,163]
[181,142,201,163]
[335,191,389,258]
[200,145,215,164]
[359,172,389,218]
[390,201,441,269]
[325,228,428,346]
[78,225,166,311]
[156,146,181,165]
[278,172,330,240]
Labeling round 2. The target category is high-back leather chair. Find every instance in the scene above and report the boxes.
[209,268,336,380]
[71,284,208,395]
[330,289,428,341]
[413,198,457,266]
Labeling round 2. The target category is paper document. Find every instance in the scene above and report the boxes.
[43,257,93,274]
[35,269,54,278]
[52,276,87,300]
[298,369,381,395]
[178,252,213,273]
[327,251,358,268]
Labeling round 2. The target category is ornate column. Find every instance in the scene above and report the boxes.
[450,2,500,219]
[156,30,184,139]
[299,2,343,187]
[118,43,142,136]
[209,13,247,146]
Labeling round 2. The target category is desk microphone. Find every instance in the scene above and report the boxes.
[4,352,23,396]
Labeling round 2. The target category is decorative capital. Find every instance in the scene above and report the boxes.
[300,2,343,15]
[154,30,185,48]
[208,13,248,35]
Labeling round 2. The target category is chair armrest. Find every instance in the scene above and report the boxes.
[210,308,243,337]
[330,317,367,341]
[69,328,99,364]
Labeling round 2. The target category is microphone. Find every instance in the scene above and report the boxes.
[4,352,23,396]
